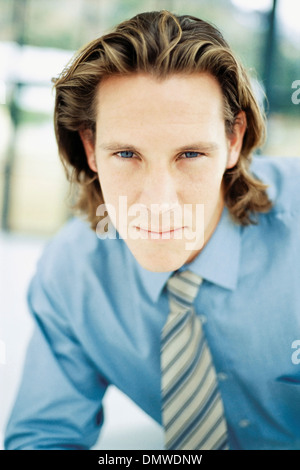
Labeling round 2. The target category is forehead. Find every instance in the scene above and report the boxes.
[95,73,225,140]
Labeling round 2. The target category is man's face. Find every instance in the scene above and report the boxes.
[81,73,245,272]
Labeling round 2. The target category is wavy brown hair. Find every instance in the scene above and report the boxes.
[53,10,272,229]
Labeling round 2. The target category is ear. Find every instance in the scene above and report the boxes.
[79,128,97,173]
[226,111,247,169]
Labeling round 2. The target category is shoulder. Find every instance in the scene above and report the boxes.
[34,217,128,287]
[251,155,300,214]
[38,217,97,273]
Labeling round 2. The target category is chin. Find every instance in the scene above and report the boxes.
[125,239,202,273]
[132,250,193,273]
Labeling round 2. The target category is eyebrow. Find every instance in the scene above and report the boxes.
[98,141,220,153]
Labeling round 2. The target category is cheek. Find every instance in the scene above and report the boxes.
[97,161,141,231]
[186,163,225,202]
[97,161,128,201]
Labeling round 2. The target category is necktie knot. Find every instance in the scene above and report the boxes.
[166,270,203,310]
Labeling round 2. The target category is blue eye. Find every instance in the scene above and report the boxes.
[118,151,134,158]
[184,152,199,158]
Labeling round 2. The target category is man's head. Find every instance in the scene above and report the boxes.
[53,10,271,271]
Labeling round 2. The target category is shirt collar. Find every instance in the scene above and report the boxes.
[185,207,241,291]
[135,207,242,303]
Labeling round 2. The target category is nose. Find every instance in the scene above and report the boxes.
[137,164,179,211]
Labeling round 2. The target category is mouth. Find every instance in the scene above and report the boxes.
[134,226,186,238]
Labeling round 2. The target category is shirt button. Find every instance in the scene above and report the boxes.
[217,372,228,381]
[238,419,251,428]
[199,314,207,324]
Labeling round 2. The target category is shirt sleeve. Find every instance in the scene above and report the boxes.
[4,261,109,450]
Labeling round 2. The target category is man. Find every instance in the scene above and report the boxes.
[4,10,300,450]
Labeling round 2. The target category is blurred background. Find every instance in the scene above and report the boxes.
[0,0,299,235]
[0,0,299,450]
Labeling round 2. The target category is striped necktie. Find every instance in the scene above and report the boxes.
[161,269,228,450]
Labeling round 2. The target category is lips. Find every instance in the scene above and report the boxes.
[136,226,184,234]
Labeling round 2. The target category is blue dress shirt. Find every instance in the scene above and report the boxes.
[4,156,300,450]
